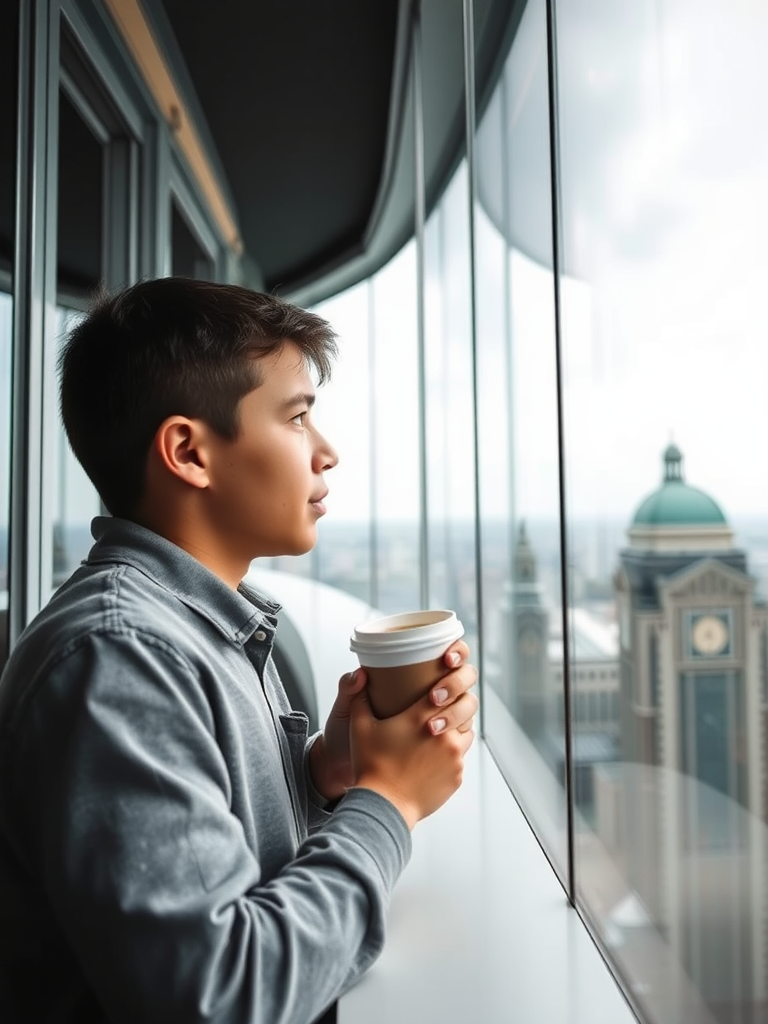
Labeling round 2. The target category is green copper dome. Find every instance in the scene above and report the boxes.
[632,445,727,527]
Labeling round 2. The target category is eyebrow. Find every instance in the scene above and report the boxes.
[279,392,316,412]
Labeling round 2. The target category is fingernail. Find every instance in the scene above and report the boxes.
[431,718,447,734]
[432,687,449,705]
[448,652,460,667]
[349,668,359,685]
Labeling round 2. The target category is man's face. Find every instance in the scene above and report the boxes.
[204,341,338,560]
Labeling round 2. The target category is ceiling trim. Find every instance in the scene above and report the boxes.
[363,0,417,251]
[102,0,243,255]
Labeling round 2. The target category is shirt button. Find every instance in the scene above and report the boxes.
[254,630,267,642]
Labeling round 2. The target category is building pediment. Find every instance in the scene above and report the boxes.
[660,558,753,603]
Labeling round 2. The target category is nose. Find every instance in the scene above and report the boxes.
[313,428,338,472]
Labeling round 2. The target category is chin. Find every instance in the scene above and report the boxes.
[282,532,318,557]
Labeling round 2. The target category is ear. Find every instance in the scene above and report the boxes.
[151,416,211,490]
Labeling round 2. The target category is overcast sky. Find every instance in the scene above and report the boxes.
[317,0,768,529]
[2,0,767,537]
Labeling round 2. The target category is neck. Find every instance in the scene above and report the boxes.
[135,501,248,591]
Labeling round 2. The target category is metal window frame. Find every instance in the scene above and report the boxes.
[544,0,575,902]
[413,6,429,612]
[59,8,144,290]
[39,4,147,601]
[10,0,60,646]
[9,0,177,645]
[462,0,484,729]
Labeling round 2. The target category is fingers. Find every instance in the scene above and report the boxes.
[442,639,469,670]
[428,690,478,736]
[430,660,478,708]
[458,727,475,755]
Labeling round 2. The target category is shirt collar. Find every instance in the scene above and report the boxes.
[85,517,281,647]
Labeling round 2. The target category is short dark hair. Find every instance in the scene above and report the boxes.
[59,277,337,517]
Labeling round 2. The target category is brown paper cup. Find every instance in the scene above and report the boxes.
[349,610,464,719]
[363,656,448,719]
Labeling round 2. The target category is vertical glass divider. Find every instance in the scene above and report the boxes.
[412,7,429,611]
[545,0,575,903]
[462,0,485,735]
[367,276,379,611]
[500,63,515,694]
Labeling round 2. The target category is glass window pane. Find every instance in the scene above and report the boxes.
[372,240,420,612]
[54,88,103,590]
[172,201,214,280]
[558,1,768,1020]
[424,162,478,648]
[53,309,101,589]
[311,281,373,604]
[57,90,102,299]
[474,0,568,879]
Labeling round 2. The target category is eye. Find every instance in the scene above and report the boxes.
[291,411,307,426]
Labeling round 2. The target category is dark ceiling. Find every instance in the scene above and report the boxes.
[157,0,400,294]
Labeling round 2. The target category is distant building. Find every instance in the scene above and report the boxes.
[498,521,621,803]
[602,444,768,1018]
[547,606,620,808]
[498,522,550,739]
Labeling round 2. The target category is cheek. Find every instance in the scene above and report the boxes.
[241,450,305,505]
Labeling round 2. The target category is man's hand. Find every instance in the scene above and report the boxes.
[350,674,477,830]
[308,667,367,801]
[308,640,477,803]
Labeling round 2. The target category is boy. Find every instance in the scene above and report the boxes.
[0,278,477,1024]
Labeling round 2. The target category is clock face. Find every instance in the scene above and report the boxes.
[691,614,730,656]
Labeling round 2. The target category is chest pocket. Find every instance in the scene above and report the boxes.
[278,711,310,842]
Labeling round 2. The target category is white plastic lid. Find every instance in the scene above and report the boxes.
[349,609,464,666]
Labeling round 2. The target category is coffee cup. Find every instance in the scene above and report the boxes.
[349,609,465,718]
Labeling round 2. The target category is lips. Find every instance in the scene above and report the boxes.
[309,490,328,516]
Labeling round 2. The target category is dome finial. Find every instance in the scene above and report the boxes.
[663,442,683,483]
[630,444,727,530]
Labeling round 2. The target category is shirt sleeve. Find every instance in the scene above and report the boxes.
[18,629,411,1024]
[303,732,346,833]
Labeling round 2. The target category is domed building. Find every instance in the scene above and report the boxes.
[607,445,768,1016]
[627,443,734,553]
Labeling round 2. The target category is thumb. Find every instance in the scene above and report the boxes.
[349,682,373,727]
[339,667,367,698]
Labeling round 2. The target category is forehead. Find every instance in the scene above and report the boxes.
[250,341,315,396]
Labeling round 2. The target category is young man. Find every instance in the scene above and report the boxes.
[0,278,477,1024]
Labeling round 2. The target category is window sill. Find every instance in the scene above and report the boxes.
[339,739,638,1024]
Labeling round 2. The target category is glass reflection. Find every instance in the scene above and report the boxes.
[557,0,768,1020]
[474,0,568,876]
[424,162,478,648]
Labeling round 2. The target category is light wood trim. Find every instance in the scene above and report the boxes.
[103,0,243,255]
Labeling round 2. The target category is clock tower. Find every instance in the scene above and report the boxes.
[499,522,550,739]
[610,444,768,1013]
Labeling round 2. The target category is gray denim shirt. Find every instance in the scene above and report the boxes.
[0,517,411,1024]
